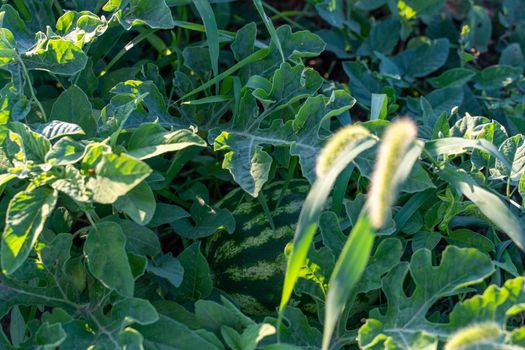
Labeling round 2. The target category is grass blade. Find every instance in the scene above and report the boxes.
[440,164,525,251]
[425,137,511,170]
[322,214,375,350]
[192,0,220,83]
[172,20,268,48]
[278,126,377,327]
[177,48,270,102]
[253,0,285,62]
[181,95,232,105]
[323,119,420,350]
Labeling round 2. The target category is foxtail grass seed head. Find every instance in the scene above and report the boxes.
[368,118,417,229]
[444,322,502,350]
[316,125,371,177]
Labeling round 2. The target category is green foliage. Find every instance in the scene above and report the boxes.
[1,0,525,349]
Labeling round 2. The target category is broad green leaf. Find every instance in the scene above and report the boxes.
[0,4,34,52]
[428,68,476,88]
[470,120,508,169]
[8,121,50,163]
[10,305,25,347]
[236,25,324,83]
[118,327,144,349]
[356,238,404,293]
[424,87,464,119]
[172,197,235,239]
[400,163,435,193]
[50,85,96,136]
[114,181,156,225]
[0,125,26,168]
[38,233,72,269]
[211,64,327,196]
[252,63,323,111]
[84,221,135,297]
[115,0,175,30]
[319,211,347,256]
[236,323,276,350]
[446,228,495,253]
[45,137,86,166]
[499,43,524,72]
[182,46,212,75]
[147,253,184,287]
[112,297,159,326]
[86,152,152,204]
[231,23,256,62]
[0,274,73,318]
[447,277,525,330]
[24,38,88,75]
[0,82,30,122]
[358,246,494,349]
[450,114,489,138]
[0,28,19,68]
[35,322,67,348]
[291,90,357,182]
[491,134,525,180]
[370,93,388,120]
[59,320,121,349]
[466,5,492,53]
[103,80,177,130]
[118,219,161,257]
[355,0,386,10]
[1,186,57,274]
[439,277,525,349]
[37,120,84,139]
[343,62,386,107]
[48,214,72,242]
[127,123,206,160]
[195,298,254,334]
[276,306,322,347]
[440,164,525,251]
[139,315,223,350]
[214,131,272,197]
[474,65,521,90]
[357,18,400,56]
[177,242,213,301]
[315,0,344,28]
[277,25,325,59]
[519,172,525,202]
[148,203,190,228]
[51,165,90,202]
[391,38,450,78]
[55,11,108,47]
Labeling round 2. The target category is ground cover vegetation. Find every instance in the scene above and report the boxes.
[1,0,525,349]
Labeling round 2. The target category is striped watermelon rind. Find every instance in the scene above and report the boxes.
[205,180,310,315]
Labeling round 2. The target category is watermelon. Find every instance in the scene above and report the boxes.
[205,180,310,315]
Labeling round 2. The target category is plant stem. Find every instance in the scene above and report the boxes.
[17,54,48,122]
